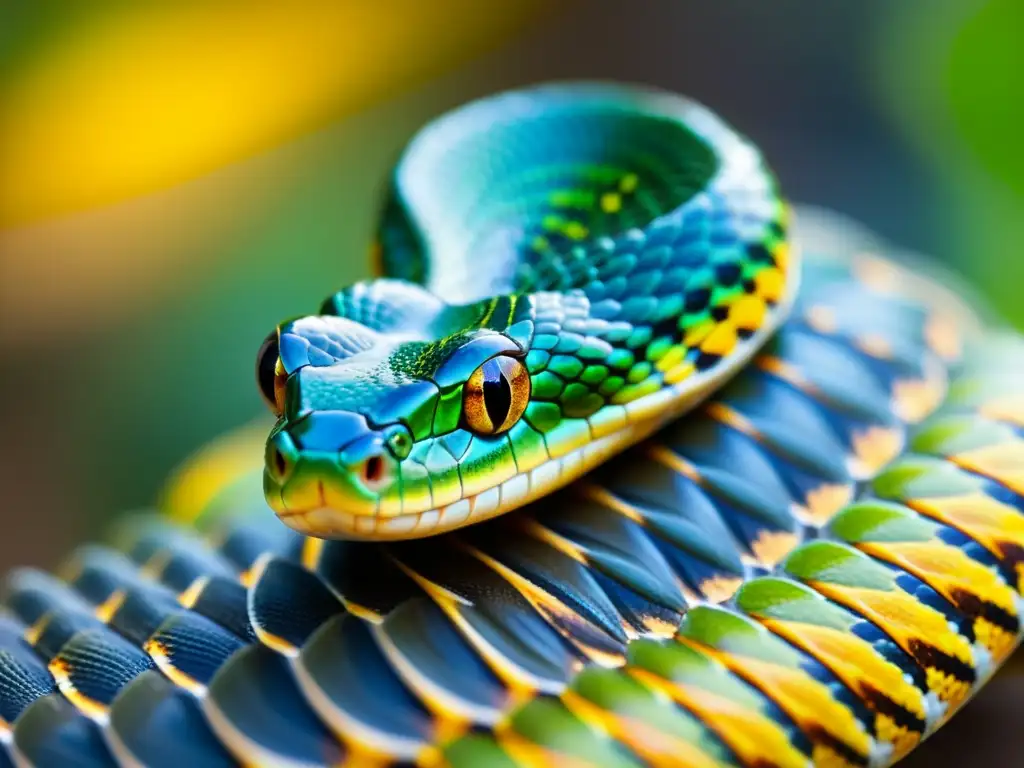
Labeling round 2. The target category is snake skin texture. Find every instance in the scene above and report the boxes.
[0,208,1020,767]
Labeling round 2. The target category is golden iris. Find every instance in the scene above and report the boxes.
[463,355,531,435]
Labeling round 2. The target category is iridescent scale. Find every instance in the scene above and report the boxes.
[1,210,1021,767]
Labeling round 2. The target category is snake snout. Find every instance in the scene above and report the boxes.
[263,411,405,529]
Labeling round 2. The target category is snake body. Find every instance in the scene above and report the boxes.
[259,83,794,539]
[0,85,1023,768]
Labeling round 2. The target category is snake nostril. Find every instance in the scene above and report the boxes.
[267,432,297,483]
[355,453,394,492]
[339,433,395,492]
[272,446,289,479]
[363,455,383,485]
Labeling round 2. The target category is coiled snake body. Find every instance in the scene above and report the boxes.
[1,84,1022,768]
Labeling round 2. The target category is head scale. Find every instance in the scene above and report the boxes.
[257,279,539,540]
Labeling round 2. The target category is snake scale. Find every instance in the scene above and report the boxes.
[1,83,1022,768]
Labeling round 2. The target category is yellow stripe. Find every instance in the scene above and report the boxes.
[757,619,924,761]
[953,440,1024,497]
[629,667,808,768]
[49,658,110,722]
[856,539,1019,662]
[561,688,729,768]
[909,492,1024,591]
[891,374,947,424]
[978,394,1024,429]
[681,638,872,766]
[809,582,974,711]
[850,426,904,478]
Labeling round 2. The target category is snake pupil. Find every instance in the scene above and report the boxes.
[482,358,513,429]
[462,354,530,436]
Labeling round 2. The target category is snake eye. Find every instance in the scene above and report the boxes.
[256,331,287,416]
[463,355,531,436]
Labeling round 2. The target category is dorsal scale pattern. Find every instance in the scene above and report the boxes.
[0,211,1020,767]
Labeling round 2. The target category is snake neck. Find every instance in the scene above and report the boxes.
[382,81,791,405]
[383,84,729,298]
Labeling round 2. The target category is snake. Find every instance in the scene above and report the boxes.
[258,83,795,540]
[1,83,1023,768]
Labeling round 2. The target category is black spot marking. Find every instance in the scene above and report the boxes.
[747,242,775,265]
[997,542,1024,580]
[949,588,1020,635]
[804,725,870,767]
[695,351,722,371]
[716,263,742,286]
[860,682,927,734]
[684,288,711,313]
[711,305,730,322]
[905,639,976,684]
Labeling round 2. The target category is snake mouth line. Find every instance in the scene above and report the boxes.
[274,427,637,540]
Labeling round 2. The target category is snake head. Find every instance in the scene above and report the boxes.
[256,280,542,540]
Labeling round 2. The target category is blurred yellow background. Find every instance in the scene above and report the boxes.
[0,2,1021,762]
